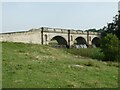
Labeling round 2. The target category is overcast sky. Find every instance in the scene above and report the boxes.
[1,2,119,33]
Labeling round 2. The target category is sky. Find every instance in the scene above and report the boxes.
[1,2,119,33]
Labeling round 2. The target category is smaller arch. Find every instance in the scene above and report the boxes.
[71,35,73,41]
[45,34,47,41]
[92,37,100,47]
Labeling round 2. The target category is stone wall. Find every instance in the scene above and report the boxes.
[0,28,41,44]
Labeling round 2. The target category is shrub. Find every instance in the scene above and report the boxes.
[65,48,104,60]
[100,33,120,61]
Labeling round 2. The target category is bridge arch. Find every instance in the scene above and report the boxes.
[50,36,67,47]
[74,37,87,45]
[74,37,87,48]
[92,37,100,47]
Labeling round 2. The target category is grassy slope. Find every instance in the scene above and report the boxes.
[2,42,118,88]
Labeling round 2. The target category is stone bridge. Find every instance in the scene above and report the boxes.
[0,27,100,48]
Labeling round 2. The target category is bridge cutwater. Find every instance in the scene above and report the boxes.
[0,27,100,48]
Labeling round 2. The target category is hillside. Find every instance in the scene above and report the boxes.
[2,42,118,88]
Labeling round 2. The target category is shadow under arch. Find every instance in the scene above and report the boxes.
[74,37,87,48]
[50,36,67,48]
[92,37,100,47]
[74,37,87,45]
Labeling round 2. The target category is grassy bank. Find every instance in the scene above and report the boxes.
[2,42,118,88]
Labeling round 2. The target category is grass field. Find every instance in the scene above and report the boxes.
[2,42,119,88]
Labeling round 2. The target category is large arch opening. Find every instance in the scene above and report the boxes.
[92,37,100,48]
[49,36,67,48]
[74,37,87,48]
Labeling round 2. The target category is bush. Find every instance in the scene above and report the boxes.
[65,48,104,60]
[100,33,120,61]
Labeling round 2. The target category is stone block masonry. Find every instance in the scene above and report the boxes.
[0,27,100,47]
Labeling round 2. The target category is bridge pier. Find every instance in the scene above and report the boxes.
[67,30,70,48]
[41,27,44,45]
[87,31,92,47]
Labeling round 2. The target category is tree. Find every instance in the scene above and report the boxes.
[85,29,97,32]
[115,11,120,40]
[101,11,120,40]
[100,33,119,61]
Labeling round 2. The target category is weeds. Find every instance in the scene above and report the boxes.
[65,48,104,60]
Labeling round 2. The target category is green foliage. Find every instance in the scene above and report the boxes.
[100,33,120,61]
[2,42,118,88]
[85,29,97,32]
[85,28,105,33]
[101,11,120,40]
[115,11,120,40]
[65,48,104,60]
[49,40,58,46]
